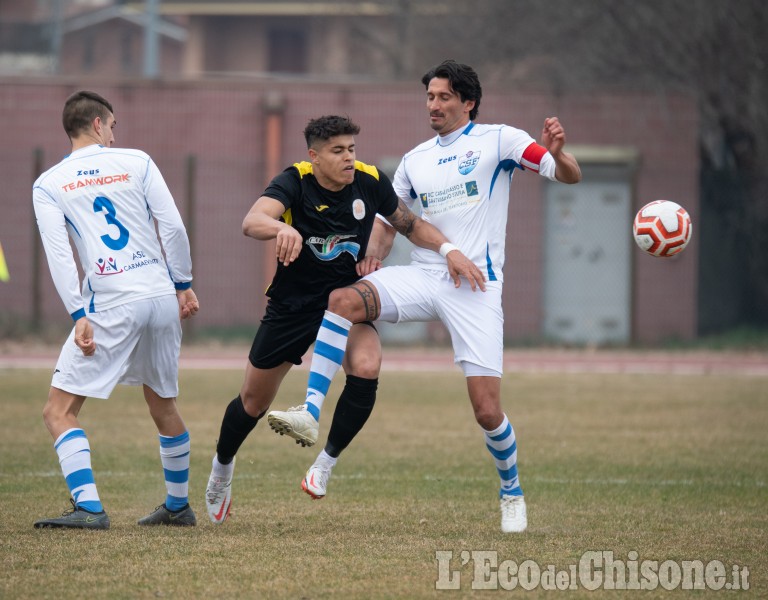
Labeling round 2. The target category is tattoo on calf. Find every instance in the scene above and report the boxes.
[353,281,380,321]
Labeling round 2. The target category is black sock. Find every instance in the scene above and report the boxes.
[216,395,264,463]
[325,375,378,458]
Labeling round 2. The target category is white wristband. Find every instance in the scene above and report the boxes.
[439,242,459,258]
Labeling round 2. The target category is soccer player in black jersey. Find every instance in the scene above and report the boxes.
[205,115,483,523]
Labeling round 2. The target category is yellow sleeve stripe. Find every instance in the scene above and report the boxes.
[355,161,380,180]
[293,161,313,178]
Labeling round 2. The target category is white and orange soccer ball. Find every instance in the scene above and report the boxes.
[632,200,692,258]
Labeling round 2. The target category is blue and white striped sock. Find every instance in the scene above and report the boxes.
[55,428,103,513]
[159,431,190,511]
[305,311,351,421]
[484,415,523,497]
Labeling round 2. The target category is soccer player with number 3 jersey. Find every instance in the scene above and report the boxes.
[32,91,200,529]
[270,60,582,533]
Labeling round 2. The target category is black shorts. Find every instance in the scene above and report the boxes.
[248,302,375,370]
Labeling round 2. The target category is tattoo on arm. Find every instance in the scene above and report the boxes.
[352,280,380,321]
[387,200,416,239]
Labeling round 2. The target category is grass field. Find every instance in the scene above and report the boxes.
[1,367,766,598]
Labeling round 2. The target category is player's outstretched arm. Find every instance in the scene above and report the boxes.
[357,218,395,277]
[384,200,486,291]
[242,196,303,266]
[541,117,581,184]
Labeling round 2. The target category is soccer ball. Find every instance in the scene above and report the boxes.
[632,200,692,257]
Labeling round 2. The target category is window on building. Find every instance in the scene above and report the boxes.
[82,32,94,70]
[267,28,307,74]
[121,29,133,72]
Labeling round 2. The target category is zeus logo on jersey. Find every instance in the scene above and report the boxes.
[77,169,100,176]
[438,156,456,165]
[458,150,481,175]
[306,234,360,262]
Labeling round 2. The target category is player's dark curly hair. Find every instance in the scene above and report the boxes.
[421,60,482,121]
[62,90,113,138]
[303,115,360,149]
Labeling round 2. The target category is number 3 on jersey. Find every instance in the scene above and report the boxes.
[93,195,129,250]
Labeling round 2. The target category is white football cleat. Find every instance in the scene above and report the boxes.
[205,456,234,524]
[302,462,333,499]
[267,405,319,447]
[500,495,527,533]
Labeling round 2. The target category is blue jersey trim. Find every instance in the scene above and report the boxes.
[71,308,86,322]
[489,159,521,198]
[87,279,96,313]
[64,215,82,238]
[141,154,151,185]
[485,243,497,281]
[174,281,192,291]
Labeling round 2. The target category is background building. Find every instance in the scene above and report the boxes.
[1,0,764,346]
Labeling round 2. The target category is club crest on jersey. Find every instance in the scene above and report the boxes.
[458,150,481,175]
[95,256,123,275]
[352,199,366,220]
[420,193,429,208]
[306,234,360,262]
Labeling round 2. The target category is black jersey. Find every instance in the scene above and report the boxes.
[262,160,399,312]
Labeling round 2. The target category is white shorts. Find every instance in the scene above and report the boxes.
[364,265,504,376]
[52,294,182,399]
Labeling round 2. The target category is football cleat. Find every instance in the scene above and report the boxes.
[301,462,333,499]
[34,499,110,530]
[138,503,197,526]
[500,495,527,533]
[205,457,234,524]
[267,405,319,447]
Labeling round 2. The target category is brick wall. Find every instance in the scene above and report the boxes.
[0,77,698,343]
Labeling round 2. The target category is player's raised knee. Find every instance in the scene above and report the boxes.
[327,287,365,321]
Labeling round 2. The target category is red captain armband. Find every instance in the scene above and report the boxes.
[520,142,547,172]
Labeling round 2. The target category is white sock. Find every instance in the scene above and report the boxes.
[212,454,235,478]
[315,449,337,469]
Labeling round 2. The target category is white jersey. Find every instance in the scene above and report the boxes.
[33,144,192,320]
[393,122,558,283]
